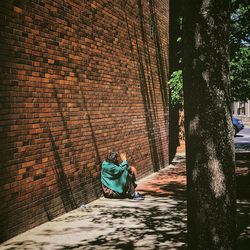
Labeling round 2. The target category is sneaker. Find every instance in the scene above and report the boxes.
[132,192,144,201]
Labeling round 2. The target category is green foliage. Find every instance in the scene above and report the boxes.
[230,0,250,101]
[168,1,250,103]
[230,46,250,101]
[168,70,183,105]
[230,0,250,49]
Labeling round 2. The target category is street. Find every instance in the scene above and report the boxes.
[234,128,250,152]
[235,127,250,144]
[234,127,250,157]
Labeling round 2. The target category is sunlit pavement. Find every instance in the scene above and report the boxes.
[0,153,249,249]
[235,127,250,152]
[0,156,187,250]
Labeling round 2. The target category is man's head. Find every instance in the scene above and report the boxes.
[106,151,119,165]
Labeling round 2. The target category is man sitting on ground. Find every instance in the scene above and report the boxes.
[101,150,144,201]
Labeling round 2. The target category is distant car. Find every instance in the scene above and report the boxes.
[232,116,244,136]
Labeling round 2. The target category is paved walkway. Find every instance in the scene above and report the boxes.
[0,152,249,250]
[0,155,187,250]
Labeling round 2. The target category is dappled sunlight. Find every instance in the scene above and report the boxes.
[237,199,250,249]
[189,115,200,134]
[206,138,227,198]
[208,158,226,198]
[0,196,187,250]
[0,162,187,250]
[137,163,186,197]
[1,160,249,249]
[236,160,250,249]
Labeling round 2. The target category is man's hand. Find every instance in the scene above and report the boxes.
[129,166,137,175]
[120,152,127,162]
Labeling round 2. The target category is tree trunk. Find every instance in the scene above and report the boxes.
[169,0,183,162]
[183,1,236,249]
[169,103,181,162]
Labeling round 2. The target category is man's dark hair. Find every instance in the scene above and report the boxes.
[106,151,119,164]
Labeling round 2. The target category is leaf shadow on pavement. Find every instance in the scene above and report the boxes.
[55,162,188,249]
[236,160,250,250]
[0,163,187,250]
[1,161,250,250]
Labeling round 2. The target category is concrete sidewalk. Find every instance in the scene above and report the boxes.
[1,153,249,250]
[0,156,187,250]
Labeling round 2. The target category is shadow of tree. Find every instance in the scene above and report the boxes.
[1,165,188,249]
[47,125,77,212]
[41,84,103,217]
[1,162,250,249]
[237,199,250,250]
[57,197,187,250]
[122,0,169,172]
[236,161,250,249]
[235,135,244,138]
[1,197,188,249]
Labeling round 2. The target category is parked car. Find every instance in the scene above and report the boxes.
[232,116,244,136]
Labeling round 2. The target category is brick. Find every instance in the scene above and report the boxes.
[0,0,169,242]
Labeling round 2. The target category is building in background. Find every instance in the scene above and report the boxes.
[232,100,250,126]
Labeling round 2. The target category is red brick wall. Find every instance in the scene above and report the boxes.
[0,0,169,241]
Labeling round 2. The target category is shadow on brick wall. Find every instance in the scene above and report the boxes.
[77,86,102,167]
[46,125,77,211]
[45,86,102,212]
[123,0,168,171]
[148,0,169,115]
[0,2,18,241]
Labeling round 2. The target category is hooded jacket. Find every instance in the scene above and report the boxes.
[101,160,129,193]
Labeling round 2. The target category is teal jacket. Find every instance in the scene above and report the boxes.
[101,160,129,194]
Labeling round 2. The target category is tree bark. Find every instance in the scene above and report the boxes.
[169,103,181,162]
[183,1,236,249]
[169,0,183,162]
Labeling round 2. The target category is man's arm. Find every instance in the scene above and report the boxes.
[119,152,136,174]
